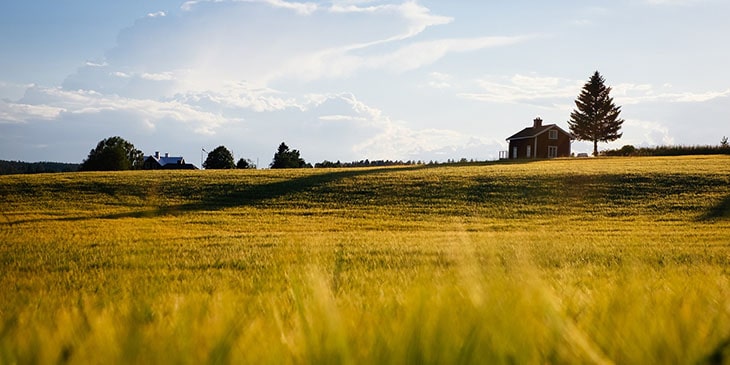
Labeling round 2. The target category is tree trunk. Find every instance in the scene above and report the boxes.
[593,140,598,156]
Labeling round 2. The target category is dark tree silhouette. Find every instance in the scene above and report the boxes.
[270,142,309,168]
[203,146,235,169]
[568,71,625,156]
[236,158,256,169]
[79,136,143,171]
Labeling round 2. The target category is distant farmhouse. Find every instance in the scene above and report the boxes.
[505,118,573,159]
[142,152,198,170]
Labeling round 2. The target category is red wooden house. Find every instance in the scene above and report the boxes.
[506,118,573,159]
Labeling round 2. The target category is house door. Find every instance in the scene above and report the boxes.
[512,147,518,159]
[526,145,531,158]
[548,146,558,158]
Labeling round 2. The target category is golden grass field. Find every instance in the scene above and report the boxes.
[1,156,729,364]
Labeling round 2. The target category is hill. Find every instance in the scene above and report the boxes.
[1,156,729,363]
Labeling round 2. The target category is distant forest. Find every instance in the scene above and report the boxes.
[601,145,730,157]
[0,160,80,175]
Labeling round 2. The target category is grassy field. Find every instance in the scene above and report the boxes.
[1,155,729,364]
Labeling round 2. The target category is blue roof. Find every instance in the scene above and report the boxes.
[158,156,184,166]
[146,155,185,166]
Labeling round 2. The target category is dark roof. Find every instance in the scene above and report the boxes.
[160,163,198,170]
[506,124,572,141]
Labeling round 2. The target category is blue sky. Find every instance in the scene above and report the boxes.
[1,0,729,165]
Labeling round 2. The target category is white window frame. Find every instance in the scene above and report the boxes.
[549,130,558,140]
[526,145,531,158]
[512,147,518,159]
[548,146,558,158]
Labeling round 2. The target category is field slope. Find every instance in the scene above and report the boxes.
[1,156,729,364]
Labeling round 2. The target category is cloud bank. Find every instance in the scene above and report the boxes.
[1,0,728,163]
[0,0,527,163]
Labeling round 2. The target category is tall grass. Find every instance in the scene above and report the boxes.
[1,156,729,364]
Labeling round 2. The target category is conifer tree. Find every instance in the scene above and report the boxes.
[270,142,308,168]
[568,71,624,156]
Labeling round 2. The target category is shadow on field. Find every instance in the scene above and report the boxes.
[171,167,426,212]
[2,166,434,224]
[699,195,730,221]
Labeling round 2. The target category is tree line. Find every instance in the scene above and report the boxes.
[202,142,311,169]
[0,160,80,175]
[315,160,422,168]
[601,142,730,157]
[75,137,314,171]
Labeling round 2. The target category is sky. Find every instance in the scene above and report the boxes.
[1,0,729,166]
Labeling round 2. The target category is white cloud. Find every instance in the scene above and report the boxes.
[354,123,503,160]
[319,115,367,122]
[182,0,317,14]
[372,36,534,73]
[623,119,675,145]
[275,35,532,83]
[6,86,228,134]
[263,0,318,15]
[181,0,224,11]
[0,99,64,123]
[141,72,176,81]
[426,72,452,89]
[613,83,730,104]
[85,61,109,67]
[460,74,730,108]
[48,0,463,99]
[459,74,583,104]
[146,11,167,18]
[174,81,311,113]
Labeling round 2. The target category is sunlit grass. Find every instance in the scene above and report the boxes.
[1,156,729,363]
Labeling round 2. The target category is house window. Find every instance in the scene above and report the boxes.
[512,147,518,159]
[549,130,558,140]
[548,146,558,158]
[526,145,531,158]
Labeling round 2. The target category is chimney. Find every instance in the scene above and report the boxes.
[155,151,160,159]
[533,117,543,128]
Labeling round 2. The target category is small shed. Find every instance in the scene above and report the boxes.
[506,118,572,159]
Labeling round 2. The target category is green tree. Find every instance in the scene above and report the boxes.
[270,142,308,169]
[79,136,143,171]
[568,71,625,156]
[236,158,256,169]
[619,145,636,156]
[203,146,235,169]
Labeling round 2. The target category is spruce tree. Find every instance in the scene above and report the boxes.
[568,71,625,156]
[270,142,308,168]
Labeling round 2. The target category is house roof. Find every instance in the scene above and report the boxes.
[158,156,184,166]
[144,155,185,166]
[506,124,573,141]
[160,162,198,170]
